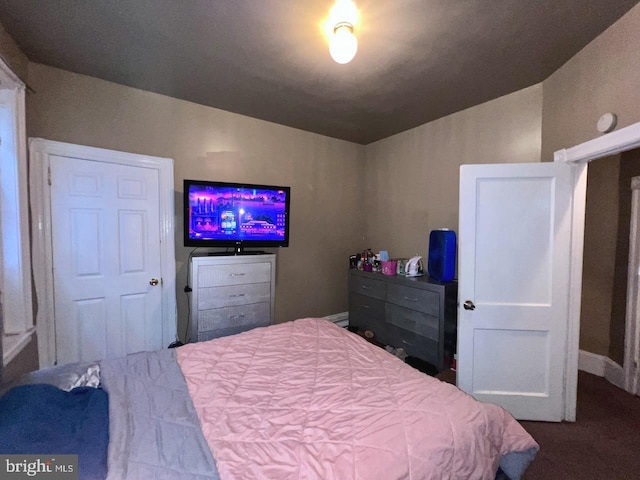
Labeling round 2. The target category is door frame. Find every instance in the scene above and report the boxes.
[554,120,640,420]
[30,138,177,368]
[0,57,34,365]
[624,176,640,395]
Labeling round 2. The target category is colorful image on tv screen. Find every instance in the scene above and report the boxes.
[188,185,287,241]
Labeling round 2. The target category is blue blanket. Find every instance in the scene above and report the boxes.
[0,384,109,480]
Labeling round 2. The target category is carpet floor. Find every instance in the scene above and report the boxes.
[520,371,640,479]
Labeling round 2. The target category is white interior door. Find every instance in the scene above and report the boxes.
[50,155,164,365]
[458,162,574,421]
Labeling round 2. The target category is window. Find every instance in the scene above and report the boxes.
[0,57,33,366]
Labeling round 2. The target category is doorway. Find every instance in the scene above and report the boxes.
[578,148,640,395]
[622,150,640,395]
[30,139,178,368]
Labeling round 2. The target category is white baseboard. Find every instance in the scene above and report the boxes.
[604,358,625,389]
[578,350,607,376]
[323,312,349,327]
[578,349,624,388]
[2,329,35,365]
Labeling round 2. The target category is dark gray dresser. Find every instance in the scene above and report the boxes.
[348,269,458,372]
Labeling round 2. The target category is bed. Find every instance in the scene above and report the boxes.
[0,318,538,479]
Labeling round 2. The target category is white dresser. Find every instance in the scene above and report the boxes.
[189,254,276,342]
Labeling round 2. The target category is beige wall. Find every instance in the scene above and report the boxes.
[0,21,28,82]
[541,3,640,361]
[26,63,365,341]
[580,156,620,356]
[6,1,640,373]
[542,3,640,161]
[362,84,543,260]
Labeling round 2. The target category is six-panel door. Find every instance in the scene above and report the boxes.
[50,155,163,364]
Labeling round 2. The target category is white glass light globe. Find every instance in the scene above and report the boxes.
[329,25,358,64]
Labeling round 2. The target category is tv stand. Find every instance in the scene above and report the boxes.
[190,254,276,342]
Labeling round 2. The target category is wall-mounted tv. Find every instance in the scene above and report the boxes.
[184,179,291,253]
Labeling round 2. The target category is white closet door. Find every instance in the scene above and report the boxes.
[51,155,163,364]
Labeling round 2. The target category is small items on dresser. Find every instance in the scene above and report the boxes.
[350,249,408,277]
[405,255,424,277]
[349,227,458,281]
[396,258,407,275]
[350,249,431,278]
[381,260,397,276]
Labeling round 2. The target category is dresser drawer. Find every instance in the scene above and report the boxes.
[349,292,385,321]
[198,322,269,342]
[349,312,389,343]
[349,293,388,340]
[387,283,439,316]
[197,261,272,287]
[386,303,439,341]
[349,275,387,300]
[198,282,271,309]
[390,327,439,367]
[198,302,270,332]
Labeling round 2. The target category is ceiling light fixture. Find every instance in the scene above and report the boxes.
[328,0,358,64]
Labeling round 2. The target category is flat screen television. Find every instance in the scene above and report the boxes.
[184,179,291,253]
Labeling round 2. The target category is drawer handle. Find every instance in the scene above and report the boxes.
[403,296,418,302]
[361,285,372,290]
[229,273,246,277]
[229,314,246,320]
[363,304,370,309]
[229,293,246,298]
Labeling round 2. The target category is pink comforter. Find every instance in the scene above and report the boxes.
[177,318,538,480]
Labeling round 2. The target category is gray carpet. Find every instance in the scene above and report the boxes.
[520,371,640,479]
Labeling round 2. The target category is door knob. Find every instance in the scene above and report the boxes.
[463,300,475,310]
[149,278,160,286]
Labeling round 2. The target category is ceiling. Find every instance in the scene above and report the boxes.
[0,0,638,145]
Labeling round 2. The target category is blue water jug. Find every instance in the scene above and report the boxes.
[428,229,456,282]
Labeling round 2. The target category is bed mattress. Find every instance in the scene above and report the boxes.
[177,318,538,480]
[2,318,537,480]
